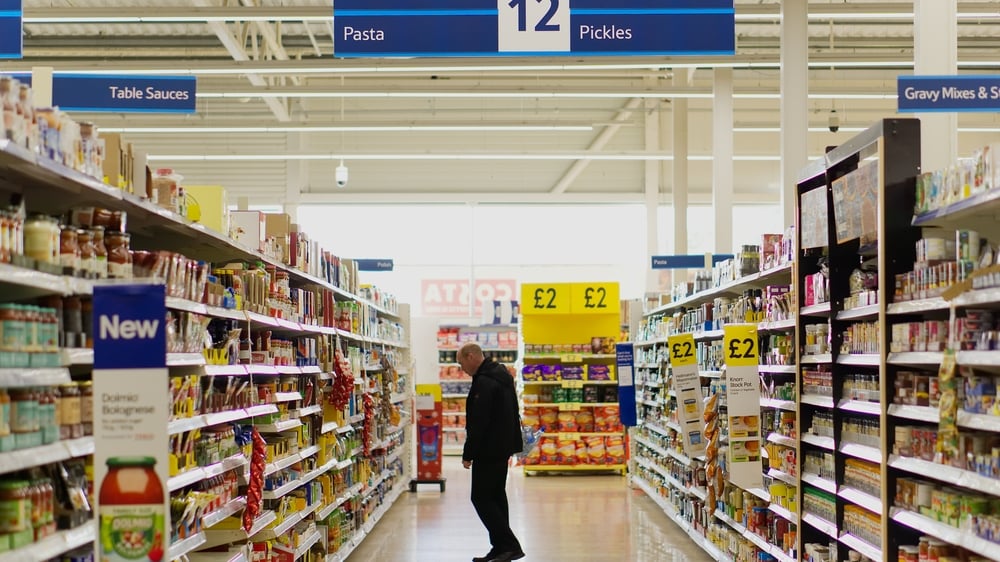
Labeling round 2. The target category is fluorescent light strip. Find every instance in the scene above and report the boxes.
[100,125,594,133]
[195,91,714,99]
[26,15,332,22]
[146,153,791,162]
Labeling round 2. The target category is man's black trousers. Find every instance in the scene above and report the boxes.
[470,457,521,553]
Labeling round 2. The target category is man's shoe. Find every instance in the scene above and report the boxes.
[489,551,526,562]
[473,551,498,562]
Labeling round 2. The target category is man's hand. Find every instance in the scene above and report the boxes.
[463,460,472,469]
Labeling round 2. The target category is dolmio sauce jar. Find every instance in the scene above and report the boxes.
[99,457,165,562]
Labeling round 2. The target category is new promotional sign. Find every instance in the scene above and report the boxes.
[414,384,444,483]
[667,333,706,458]
[723,324,763,490]
[0,0,22,59]
[334,0,735,58]
[898,75,1000,113]
[93,284,169,562]
[615,343,637,427]
[14,73,196,113]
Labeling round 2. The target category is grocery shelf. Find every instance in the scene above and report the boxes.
[912,185,1000,231]
[839,442,882,464]
[646,263,793,317]
[0,436,93,476]
[203,497,247,529]
[633,338,668,347]
[837,399,881,415]
[800,394,835,408]
[167,353,206,367]
[887,352,943,366]
[887,404,940,423]
[802,512,838,541]
[838,487,882,515]
[666,448,693,467]
[958,350,1000,368]
[167,532,207,561]
[204,364,250,376]
[800,354,832,365]
[632,477,728,562]
[694,329,725,341]
[0,520,94,562]
[768,502,798,524]
[317,483,365,520]
[203,511,277,549]
[700,370,723,378]
[255,418,303,433]
[634,435,671,458]
[836,304,880,321]
[889,454,1000,497]
[168,404,279,436]
[295,404,322,417]
[766,468,798,487]
[391,392,410,403]
[836,354,880,366]
[743,486,771,503]
[887,297,949,314]
[248,365,280,375]
[274,391,304,403]
[759,398,797,411]
[838,533,882,562]
[890,508,1000,562]
[645,423,672,438]
[953,286,1000,307]
[524,464,626,472]
[801,473,837,494]
[258,501,321,538]
[757,364,796,374]
[0,368,71,388]
[800,302,832,317]
[758,318,796,332]
[714,510,793,562]
[189,550,248,562]
[766,433,797,448]
[60,348,93,367]
[801,434,836,451]
[291,529,323,560]
[262,458,337,500]
[169,453,247,492]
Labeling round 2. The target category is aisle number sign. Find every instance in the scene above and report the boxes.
[521,282,619,315]
[333,1,735,58]
[723,324,764,490]
[0,0,22,59]
[667,333,706,458]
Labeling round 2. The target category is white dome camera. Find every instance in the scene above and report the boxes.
[828,110,840,133]
[335,163,349,188]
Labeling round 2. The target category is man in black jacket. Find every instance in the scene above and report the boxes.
[458,342,525,562]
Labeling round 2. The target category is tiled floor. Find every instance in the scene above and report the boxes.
[347,458,711,561]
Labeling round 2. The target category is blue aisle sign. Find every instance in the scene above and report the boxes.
[0,0,22,59]
[94,284,166,370]
[355,259,394,272]
[898,75,1000,113]
[615,343,637,427]
[14,74,196,113]
[334,0,735,58]
[651,254,735,270]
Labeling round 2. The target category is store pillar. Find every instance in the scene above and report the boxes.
[915,0,958,172]
[780,0,809,229]
[713,68,734,255]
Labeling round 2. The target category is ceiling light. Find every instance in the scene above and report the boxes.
[196,91,715,100]
[100,124,594,133]
[146,153,794,162]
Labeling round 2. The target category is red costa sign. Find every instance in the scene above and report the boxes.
[421,279,517,316]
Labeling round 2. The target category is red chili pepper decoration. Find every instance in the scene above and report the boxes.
[329,346,355,410]
[362,393,376,457]
[242,427,267,532]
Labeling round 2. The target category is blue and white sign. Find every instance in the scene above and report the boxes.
[334,0,735,58]
[651,254,735,270]
[15,74,196,113]
[0,0,22,59]
[898,75,1000,113]
[355,258,394,272]
[94,284,166,370]
[615,343,637,427]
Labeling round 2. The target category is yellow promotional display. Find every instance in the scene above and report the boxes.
[667,333,706,458]
[723,324,764,490]
[519,282,625,475]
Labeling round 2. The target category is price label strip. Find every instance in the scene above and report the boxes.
[667,333,706,458]
[723,324,764,490]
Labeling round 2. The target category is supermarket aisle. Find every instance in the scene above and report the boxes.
[347,458,709,562]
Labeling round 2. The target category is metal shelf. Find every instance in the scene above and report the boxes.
[838,533,882,562]
[802,512,838,541]
[760,398,797,411]
[800,302,832,317]
[836,304,880,321]
[887,297,949,315]
[801,473,837,494]
[891,508,1000,562]
[836,354,880,366]
[800,354,832,365]
[0,521,94,562]
[838,487,883,515]
[838,399,881,415]
[839,442,882,464]
[800,394,834,408]
[0,437,93,476]
[758,365,796,374]
[889,454,1000,497]
[801,434,836,451]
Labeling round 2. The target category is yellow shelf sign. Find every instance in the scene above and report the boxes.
[558,403,582,412]
[561,354,584,364]
[561,433,581,441]
[569,282,620,314]
[724,324,759,367]
[521,283,572,315]
[667,333,697,368]
[561,380,584,389]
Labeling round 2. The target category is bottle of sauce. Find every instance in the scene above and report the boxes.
[78,229,95,277]
[99,457,165,562]
[91,227,108,279]
[0,480,31,534]
[79,382,93,436]
[105,231,131,279]
[59,226,79,272]
[59,384,81,440]
[9,388,36,435]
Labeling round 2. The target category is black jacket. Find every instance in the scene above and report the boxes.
[463,358,523,462]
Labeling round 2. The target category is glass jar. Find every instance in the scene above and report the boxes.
[91,227,108,279]
[0,480,31,533]
[99,457,165,562]
[106,231,131,279]
[78,229,95,275]
[0,210,9,263]
[58,226,79,271]
[10,388,36,434]
[0,304,21,353]
[59,383,81,440]
[24,214,56,264]
[0,389,9,437]
[79,381,93,436]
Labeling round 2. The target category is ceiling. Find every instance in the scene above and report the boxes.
[7,0,1000,206]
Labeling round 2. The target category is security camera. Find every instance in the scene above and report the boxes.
[828,110,840,133]
[335,163,349,188]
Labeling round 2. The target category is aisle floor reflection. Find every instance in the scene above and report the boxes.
[344,458,712,561]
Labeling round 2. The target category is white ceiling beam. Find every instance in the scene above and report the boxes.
[237,0,301,87]
[550,98,643,194]
[193,1,290,121]
[297,192,780,205]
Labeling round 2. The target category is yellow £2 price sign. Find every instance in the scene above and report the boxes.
[723,324,759,367]
[569,282,620,314]
[667,333,697,367]
[521,283,572,315]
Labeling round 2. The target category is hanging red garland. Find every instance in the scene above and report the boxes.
[329,346,355,410]
[242,427,267,532]
[362,393,376,457]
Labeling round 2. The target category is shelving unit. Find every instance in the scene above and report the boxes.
[436,323,519,455]
[629,247,797,560]
[519,282,625,474]
[0,126,414,561]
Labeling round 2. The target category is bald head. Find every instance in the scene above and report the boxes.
[457,342,485,375]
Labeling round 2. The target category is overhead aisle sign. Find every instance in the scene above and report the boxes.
[0,0,22,59]
[898,75,1000,113]
[334,0,735,58]
[14,73,196,113]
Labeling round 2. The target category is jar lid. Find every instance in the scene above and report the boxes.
[106,456,157,467]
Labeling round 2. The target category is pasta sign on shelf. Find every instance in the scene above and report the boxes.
[723,324,764,490]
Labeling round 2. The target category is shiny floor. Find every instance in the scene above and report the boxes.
[346,458,712,562]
